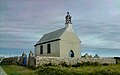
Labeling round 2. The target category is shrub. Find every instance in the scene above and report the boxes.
[102,63,109,66]
[38,67,65,75]
[59,62,69,67]
[44,62,52,66]
[37,67,79,75]
[91,62,101,66]
[72,62,82,67]
[71,62,102,67]
[82,62,91,66]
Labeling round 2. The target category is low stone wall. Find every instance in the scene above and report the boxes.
[1,57,19,65]
[34,56,116,67]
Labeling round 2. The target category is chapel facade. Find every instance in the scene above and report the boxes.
[34,12,81,58]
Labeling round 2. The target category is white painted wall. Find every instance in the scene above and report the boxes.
[35,41,60,57]
[59,28,81,58]
[35,45,40,56]
[60,40,80,58]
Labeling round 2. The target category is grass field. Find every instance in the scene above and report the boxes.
[2,64,120,75]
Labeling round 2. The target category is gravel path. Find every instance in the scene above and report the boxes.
[0,66,7,75]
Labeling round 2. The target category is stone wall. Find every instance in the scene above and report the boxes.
[33,56,116,67]
[114,57,120,64]
[1,57,19,65]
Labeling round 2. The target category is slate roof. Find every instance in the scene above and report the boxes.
[36,27,66,45]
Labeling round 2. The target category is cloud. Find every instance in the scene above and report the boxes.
[0,0,120,57]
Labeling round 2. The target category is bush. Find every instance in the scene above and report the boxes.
[37,67,79,75]
[94,69,120,75]
[72,62,101,67]
[38,67,65,75]
[82,62,91,66]
[44,62,52,66]
[72,62,82,67]
[59,62,69,67]
[91,62,101,66]
[102,63,109,66]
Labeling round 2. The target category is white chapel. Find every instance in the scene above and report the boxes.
[34,12,81,58]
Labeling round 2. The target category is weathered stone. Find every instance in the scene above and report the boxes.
[28,56,116,67]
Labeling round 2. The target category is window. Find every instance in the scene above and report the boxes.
[69,50,74,58]
[40,45,43,54]
[47,44,51,53]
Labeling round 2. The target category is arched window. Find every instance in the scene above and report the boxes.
[69,50,74,58]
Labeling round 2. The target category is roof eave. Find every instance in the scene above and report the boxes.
[34,39,61,47]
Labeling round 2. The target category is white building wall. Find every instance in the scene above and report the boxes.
[35,45,40,56]
[35,41,60,57]
[51,41,60,57]
[60,40,80,58]
[43,44,47,56]
[59,29,81,58]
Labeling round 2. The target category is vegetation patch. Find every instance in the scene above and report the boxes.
[2,65,36,75]
[2,64,120,75]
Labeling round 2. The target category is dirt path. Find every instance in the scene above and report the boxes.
[0,66,7,75]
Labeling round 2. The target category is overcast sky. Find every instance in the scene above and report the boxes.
[0,0,120,57]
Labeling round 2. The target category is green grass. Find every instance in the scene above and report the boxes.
[1,64,120,75]
[2,65,36,75]
[37,65,120,75]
